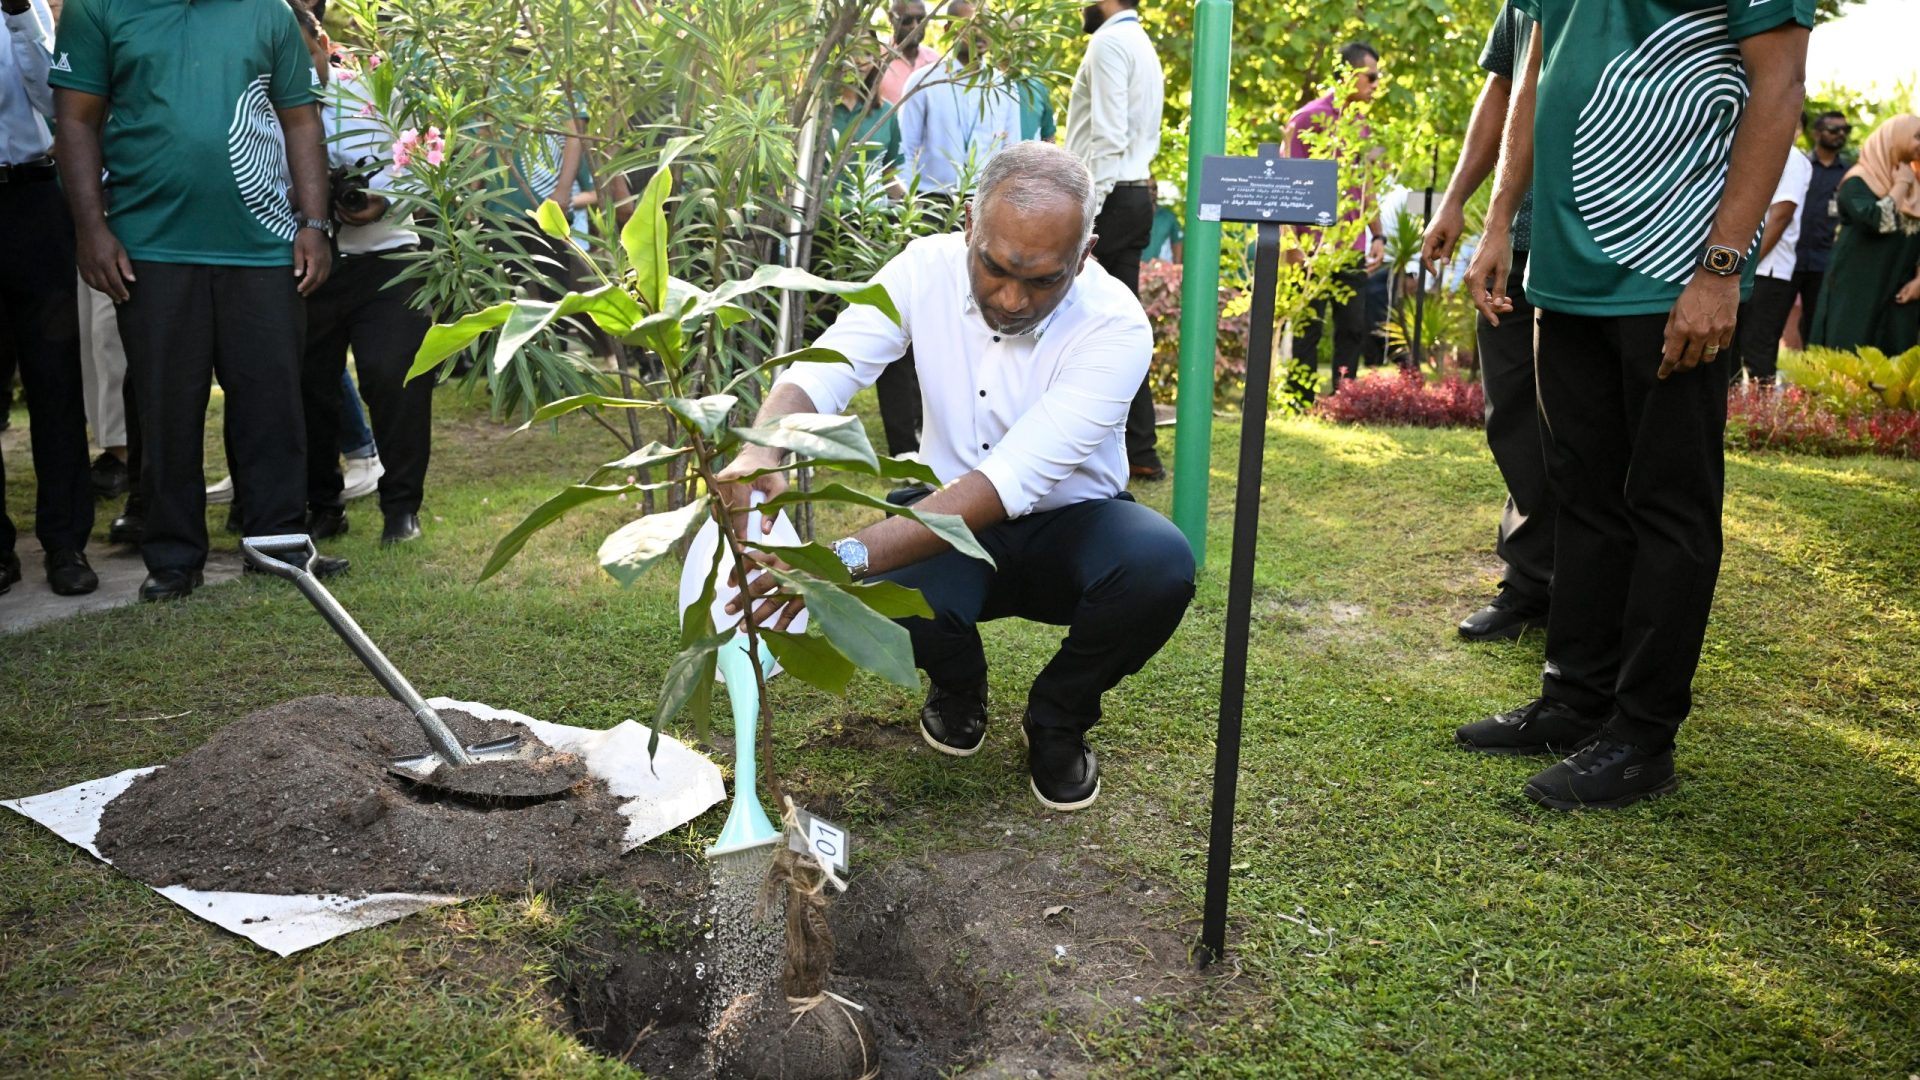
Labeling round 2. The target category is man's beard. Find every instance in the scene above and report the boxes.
[1081,3,1105,34]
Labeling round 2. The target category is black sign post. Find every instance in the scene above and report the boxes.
[1196,145,1333,966]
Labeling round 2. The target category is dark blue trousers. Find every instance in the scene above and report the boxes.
[876,494,1196,733]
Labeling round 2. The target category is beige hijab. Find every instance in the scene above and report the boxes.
[1844,114,1920,221]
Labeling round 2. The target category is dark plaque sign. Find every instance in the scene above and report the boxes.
[1195,155,1339,226]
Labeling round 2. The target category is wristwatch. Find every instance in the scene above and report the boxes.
[1697,244,1746,277]
[829,537,870,580]
[298,216,336,238]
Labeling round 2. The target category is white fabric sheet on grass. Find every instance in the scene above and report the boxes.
[1,699,723,957]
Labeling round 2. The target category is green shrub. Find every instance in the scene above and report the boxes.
[1779,345,1920,416]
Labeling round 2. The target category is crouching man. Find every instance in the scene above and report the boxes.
[718,142,1196,812]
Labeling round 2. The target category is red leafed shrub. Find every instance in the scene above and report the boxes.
[1312,365,1485,428]
[1139,260,1248,406]
[1727,382,1920,459]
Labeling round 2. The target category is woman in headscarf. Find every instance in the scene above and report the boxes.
[1809,114,1920,353]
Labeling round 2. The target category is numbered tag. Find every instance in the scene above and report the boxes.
[789,807,849,873]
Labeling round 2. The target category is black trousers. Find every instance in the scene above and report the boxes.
[1536,310,1729,748]
[1735,275,1796,383]
[1793,268,1825,346]
[0,178,93,556]
[1478,251,1554,604]
[1092,185,1160,469]
[1293,268,1370,394]
[875,346,922,456]
[302,253,434,515]
[876,494,1195,733]
[117,262,307,572]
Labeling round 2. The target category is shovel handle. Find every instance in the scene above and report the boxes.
[242,533,473,768]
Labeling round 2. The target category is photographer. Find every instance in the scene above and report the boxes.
[293,0,433,546]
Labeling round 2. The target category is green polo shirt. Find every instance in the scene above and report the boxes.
[50,0,316,266]
[1514,0,1814,316]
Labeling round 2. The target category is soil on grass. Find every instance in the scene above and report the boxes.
[560,847,1221,1078]
[95,695,625,896]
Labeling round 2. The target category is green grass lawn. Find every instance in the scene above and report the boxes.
[4,388,1918,1077]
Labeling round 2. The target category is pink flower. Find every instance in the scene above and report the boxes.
[421,127,446,167]
[390,128,419,173]
[368,54,383,69]
[425,148,444,166]
[358,100,376,118]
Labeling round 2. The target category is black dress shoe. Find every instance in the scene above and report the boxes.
[0,550,20,595]
[90,453,130,499]
[244,553,350,580]
[139,568,203,602]
[45,549,99,596]
[1022,712,1100,811]
[108,499,146,546]
[1524,737,1679,811]
[920,680,987,756]
[1457,590,1549,642]
[381,511,423,546]
[307,505,349,540]
[1454,697,1606,756]
[224,504,245,536]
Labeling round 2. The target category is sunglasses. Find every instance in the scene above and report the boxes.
[1819,124,1850,135]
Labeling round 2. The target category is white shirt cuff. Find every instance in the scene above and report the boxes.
[973,455,1032,519]
[772,363,852,419]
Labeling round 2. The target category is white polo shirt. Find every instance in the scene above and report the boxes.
[1755,147,1813,283]
[776,232,1151,519]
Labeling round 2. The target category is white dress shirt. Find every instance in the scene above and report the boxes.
[1064,9,1163,213]
[896,58,1022,195]
[1,0,54,165]
[777,232,1152,519]
[1755,147,1812,282]
[322,66,420,256]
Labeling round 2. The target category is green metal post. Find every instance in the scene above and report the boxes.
[1170,0,1233,568]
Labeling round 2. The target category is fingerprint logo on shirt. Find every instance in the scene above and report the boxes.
[228,74,298,242]
[1570,8,1746,284]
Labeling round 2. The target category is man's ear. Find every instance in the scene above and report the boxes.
[1079,234,1097,273]
[963,200,975,242]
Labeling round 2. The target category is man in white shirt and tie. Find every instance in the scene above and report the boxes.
[1064,0,1164,481]
[719,143,1195,812]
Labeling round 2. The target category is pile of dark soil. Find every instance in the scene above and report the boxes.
[96,695,626,896]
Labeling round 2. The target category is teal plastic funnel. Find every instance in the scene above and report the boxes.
[707,637,782,859]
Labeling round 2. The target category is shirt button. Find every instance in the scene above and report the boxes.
[992,335,1001,342]
[981,443,990,450]
[978,390,986,397]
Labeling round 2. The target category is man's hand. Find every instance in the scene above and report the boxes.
[1660,273,1739,379]
[335,195,387,228]
[712,446,790,538]
[1896,276,1920,305]
[1465,228,1514,326]
[77,223,136,302]
[724,549,806,631]
[293,229,331,296]
[1422,200,1467,276]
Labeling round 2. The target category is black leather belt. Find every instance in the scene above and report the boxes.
[0,157,58,184]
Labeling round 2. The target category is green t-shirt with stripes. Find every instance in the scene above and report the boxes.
[50,0,317,266]
[1512,0,1814,315]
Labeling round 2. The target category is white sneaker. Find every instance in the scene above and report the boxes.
[206,475,235,504]
[341,453,385,501]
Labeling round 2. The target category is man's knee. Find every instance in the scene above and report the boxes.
[1093,512,1196,619]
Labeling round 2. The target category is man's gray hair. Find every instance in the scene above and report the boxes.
[973,142,1097,247]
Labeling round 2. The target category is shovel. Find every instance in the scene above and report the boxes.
[242,534,580,804]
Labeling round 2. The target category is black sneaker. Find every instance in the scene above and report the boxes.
[90,453,129,499]
[45,549,99,596]
[1524,738,1678,811]
[1457,590,1549,642]
[1454,698,1605,756]
[920,680,987,756]
[1021,712,1099,812]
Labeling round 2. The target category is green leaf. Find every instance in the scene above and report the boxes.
[410,301,514,382]
[520,393,662,429]
[598,497,710,586]
[533,198,571,241]
[665,395,738,439]
[720,346,853,396]
[675,540,724,742]
[656,630,731,731]
[487,286,645,377]
[755,542,850,583]
[844,580,934,619]
[759,482,993,566]
[731,413,877,470]
[590,441,690,482]
[620,167,672,311]
[770,569,918,688]
[686,265,901,326]
[479,483,644,582]
[763,630,856,695]
[874,454,941,485]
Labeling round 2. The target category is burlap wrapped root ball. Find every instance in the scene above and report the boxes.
[708,849,879,1080]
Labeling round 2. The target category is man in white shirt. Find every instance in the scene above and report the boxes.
[896,0,1020,196]
[1064,0,1164,481]
[293,1,433,547]
[1733,148,1813,383]
[719,143,1195,812]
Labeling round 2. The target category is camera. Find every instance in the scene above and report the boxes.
[329,157,378,218]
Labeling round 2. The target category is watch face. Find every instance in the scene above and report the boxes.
[1703,247,1741,275]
